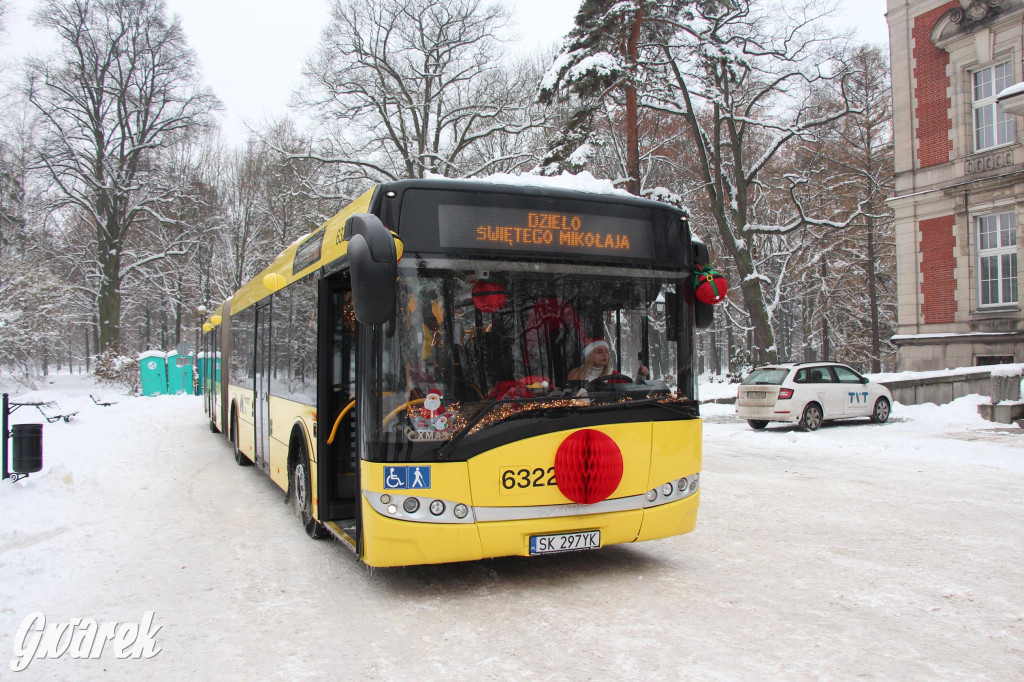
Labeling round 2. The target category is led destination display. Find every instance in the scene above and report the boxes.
[438,204,655,258]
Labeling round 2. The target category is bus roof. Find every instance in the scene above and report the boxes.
[215,175,687,319]
[377,175,686,216]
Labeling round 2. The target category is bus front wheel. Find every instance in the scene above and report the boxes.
[293,443,328,539]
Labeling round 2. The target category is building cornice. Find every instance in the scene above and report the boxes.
[893,330,1024,346]
[888,167,1024,205]
[931,0,1024,48]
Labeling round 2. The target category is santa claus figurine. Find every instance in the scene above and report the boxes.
[421,390,443,419]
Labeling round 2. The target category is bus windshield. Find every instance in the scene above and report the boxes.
[371,257,695,461]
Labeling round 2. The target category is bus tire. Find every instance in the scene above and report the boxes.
[231,410,252,466]
[798,403,823,432]
[294,442,328,539]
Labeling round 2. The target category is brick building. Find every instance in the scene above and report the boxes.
[887,0,1023,370]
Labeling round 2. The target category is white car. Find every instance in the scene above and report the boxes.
[735,362,892,431]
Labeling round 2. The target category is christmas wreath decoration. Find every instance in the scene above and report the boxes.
[693,264,728,305]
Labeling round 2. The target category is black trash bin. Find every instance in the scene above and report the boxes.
[12,423,43,474]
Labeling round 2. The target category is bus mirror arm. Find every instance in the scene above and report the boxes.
[347,213,398,325]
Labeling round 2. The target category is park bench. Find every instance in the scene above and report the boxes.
[11,400,78,423]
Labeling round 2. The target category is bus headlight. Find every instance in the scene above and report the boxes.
[403,497,420,513]
[429,500,445,516]
[453,503,469,519]
[644,474,700,508]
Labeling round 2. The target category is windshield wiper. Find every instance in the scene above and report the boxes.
[437,401,499,460]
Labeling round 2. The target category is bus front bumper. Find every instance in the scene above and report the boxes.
[358,492,699,568]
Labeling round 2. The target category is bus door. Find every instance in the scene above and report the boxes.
[254,301,272,473]
[318,275,359,525]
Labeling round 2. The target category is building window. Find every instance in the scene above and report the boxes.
[973,61,1015,151]
[977,211,1018,307]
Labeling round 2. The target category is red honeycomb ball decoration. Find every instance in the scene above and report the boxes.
[554,429,624,505]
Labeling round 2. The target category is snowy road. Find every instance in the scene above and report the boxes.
[2,389,1022,680]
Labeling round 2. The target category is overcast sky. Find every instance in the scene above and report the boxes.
[1,0,890,145]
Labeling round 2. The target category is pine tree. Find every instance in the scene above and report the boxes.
[538,0,687,194]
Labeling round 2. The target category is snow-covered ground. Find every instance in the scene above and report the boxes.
[1,374,1022,679]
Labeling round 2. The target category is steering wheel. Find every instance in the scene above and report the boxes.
[583,373,634,391]
[382,398,426,428]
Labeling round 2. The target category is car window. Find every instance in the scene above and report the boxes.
[742,368,789,385]
[831,365,863,384]
[799,367,832,384]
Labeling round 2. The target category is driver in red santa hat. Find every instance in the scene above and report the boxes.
[568,339,649,383]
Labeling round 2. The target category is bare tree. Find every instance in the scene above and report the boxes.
[296,0,545,182]
[25,0,218,351]
[259,119,331,246]
[789,45,895,370]
[644,0,856,363]
[0,251,74,385]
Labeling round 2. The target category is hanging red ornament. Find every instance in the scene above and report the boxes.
[554,429,623,505]
[471,279,508,313]
[693,265,728,305]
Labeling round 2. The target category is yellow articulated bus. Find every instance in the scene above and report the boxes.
[200,177,714,567]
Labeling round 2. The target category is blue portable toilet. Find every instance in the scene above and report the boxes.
[139,351,168,396]
[166,351,194,395]
[196,351,221,397]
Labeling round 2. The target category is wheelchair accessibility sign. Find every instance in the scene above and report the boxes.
[384,466,431,490]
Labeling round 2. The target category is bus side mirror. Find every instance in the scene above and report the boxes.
[691,239,714,329]
[347,213,398,325]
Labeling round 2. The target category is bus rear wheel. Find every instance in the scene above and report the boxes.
[294,443,328,539]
